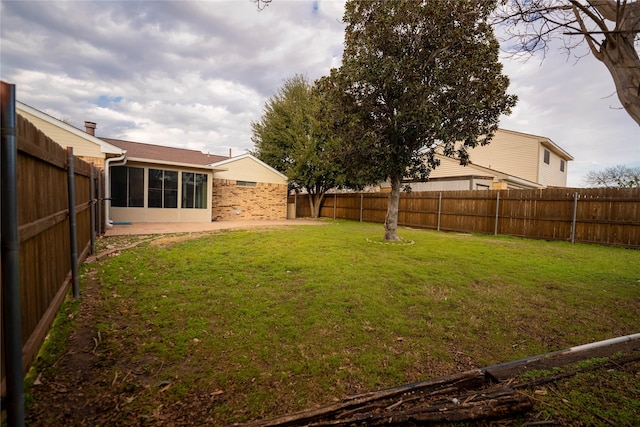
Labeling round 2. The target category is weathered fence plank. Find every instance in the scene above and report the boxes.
[290,187,640,248]
[1,114,96,399]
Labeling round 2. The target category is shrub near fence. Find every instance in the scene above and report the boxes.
[289,187,640,248]
[1,114,98,397]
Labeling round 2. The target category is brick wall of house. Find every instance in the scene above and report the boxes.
[211,178,288,221]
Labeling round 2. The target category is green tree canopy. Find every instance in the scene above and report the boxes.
[251,74,344,217]
[327,0,517,240]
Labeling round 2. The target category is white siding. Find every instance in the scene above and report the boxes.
[213,156,287,185]
[464,130,540,183]
[538,145,569,187]
[17,110,107,159]
[429,156,484,178]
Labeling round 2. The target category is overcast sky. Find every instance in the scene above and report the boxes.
[1,0,638,187]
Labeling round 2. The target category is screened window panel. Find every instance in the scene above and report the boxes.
[111,166,127,207]
[182,172,194,208]
[195,173,207,209]
[128,167,144,207]
[164,171,178,208]
[148,169,163,208]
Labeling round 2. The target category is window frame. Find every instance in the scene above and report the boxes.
[148,168,178,209]
[543,149,550,165]
[111,166,144,208]
[181,172,208,209]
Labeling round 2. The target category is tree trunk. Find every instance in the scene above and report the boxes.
[587,0,640,126]
[384,175,402,241]
[308,192,325,218]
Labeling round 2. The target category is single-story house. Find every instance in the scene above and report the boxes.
[382,128,574,191]
[16,101,288,225]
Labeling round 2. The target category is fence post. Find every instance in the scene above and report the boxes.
[571,192,579,244]
[1,81,26,427]
[333,193,337,220]
[494,191,500,236]
[67,147,79,298]
[97,170,102,235]
[437,192,442,231]
[360,193,364,222]
[89,163,95,254]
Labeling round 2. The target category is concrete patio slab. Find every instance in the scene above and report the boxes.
[103,219,325,236]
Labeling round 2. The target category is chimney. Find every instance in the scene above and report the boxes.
[84,121,97,136]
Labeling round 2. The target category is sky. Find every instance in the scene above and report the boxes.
[1,0,638,187]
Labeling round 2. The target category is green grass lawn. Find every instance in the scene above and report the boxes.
[31,220,640,424]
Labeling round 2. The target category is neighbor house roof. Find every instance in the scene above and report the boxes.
[101,138,228,166]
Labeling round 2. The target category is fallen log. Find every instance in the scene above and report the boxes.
[237,369,486,427]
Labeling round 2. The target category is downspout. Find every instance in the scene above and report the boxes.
[104,153,127,228]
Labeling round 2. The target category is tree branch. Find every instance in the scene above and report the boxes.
[571,2,605,59]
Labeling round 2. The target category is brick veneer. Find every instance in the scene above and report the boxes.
[211,178,288,221]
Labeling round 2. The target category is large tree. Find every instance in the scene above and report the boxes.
[494,0,640,126]
[584,164,640,187]
[251,74,343,218]
[328,0,517,241]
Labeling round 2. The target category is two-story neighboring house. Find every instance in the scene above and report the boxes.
[399,129,574,191]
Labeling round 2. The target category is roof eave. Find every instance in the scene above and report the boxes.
[124,156,225,171]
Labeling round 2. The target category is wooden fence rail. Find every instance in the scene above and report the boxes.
[289,187,640,248]
[1,113,102,398]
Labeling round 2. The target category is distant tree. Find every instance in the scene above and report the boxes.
[584,164,640,187]
[493,0,640,126]
[251,74,344,218]
[251,0,272,11]
[326,0,517,241]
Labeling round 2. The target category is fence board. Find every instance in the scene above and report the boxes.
[1,115,97,397]
[289,187,640,248]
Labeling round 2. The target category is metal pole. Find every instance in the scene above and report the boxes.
[1,81,25,427]
[294,192,297,219]
[571,192,578,244]
[360,193,363,222]
[333,193,336,220]
[67,147,79,298]
[89,163,95,254]
[97,170,102,235]
[494,191,500,236]
[437,192,442,231]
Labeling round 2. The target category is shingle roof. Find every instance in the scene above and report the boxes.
[101,138,228,165]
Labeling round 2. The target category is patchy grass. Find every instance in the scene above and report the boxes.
[25,220,640,425]
[515,354,640,426]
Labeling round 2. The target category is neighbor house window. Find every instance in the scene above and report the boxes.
[236,180,257,187]
[111,166,144,207]
[148,169,178,208]
[543,149,550,165]
[560,159,565,172]
[181,172,208,209]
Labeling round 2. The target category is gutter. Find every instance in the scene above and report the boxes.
[104,153,127,228]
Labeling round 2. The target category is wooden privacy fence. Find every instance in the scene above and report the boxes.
[289,187,640,248]
[1,113,103,398]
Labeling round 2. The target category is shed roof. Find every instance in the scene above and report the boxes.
[101,138,228,165]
